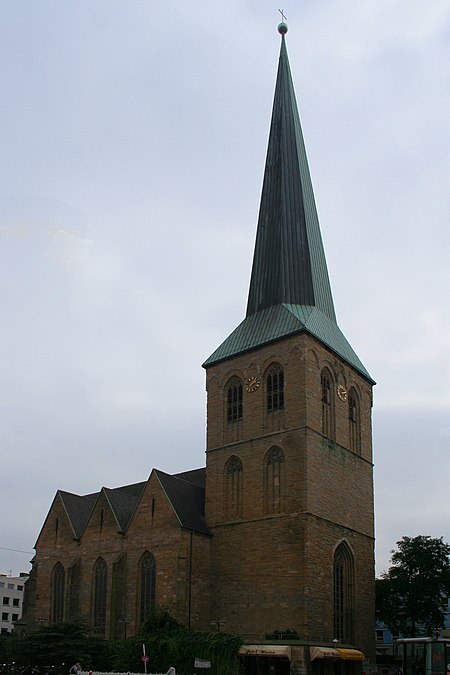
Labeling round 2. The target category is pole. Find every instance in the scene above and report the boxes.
[143,643,147,675]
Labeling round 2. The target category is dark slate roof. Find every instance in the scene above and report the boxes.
[104,483,146,532]
[204,29,372,382]
[173,468,206,488]
[58,490,96,539]
[58,481,146,538]
[155,469,210,536]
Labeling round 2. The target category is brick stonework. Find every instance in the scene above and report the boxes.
[24,329,374,663]
[205,331,375,660]
[27,474,211,636]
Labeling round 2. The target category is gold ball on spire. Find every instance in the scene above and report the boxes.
[278,22,288,35]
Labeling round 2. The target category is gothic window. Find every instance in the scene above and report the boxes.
[51,562,65,624]
[226,377,243,423]
[225,455,243,519]
[93,557,107,635]
[321,369,334,437]
[67,559,81,622]
[267,364,284,412]
[333,542,355,643]
[139,552,156,625]
[264,447,285,514]
[348,389,361,453]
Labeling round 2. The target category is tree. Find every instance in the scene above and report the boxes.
[13,619,109,669]
[376,535,450,637]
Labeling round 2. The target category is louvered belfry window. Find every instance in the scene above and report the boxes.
[348,389,361,453]
[267,365,284,412]
[321,370,333,436]
[226,378,243,423]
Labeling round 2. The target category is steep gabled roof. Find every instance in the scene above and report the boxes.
[58,490,96,539]
[103,482,146,532]
[39,471,207,546]
[203,25,372,382]
[155,469,210,536]
[173,468,206,488]
[59,481,146,538]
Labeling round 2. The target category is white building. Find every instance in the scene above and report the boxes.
[0,572,29,633]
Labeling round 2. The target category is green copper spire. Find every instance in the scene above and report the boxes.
[246,26,335,321]
[204,25,372,382]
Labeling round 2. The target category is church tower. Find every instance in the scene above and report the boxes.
[203,23,375,659]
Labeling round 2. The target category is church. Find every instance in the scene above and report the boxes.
[22,22,375,675]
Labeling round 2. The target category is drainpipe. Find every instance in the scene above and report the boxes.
[188,530,193,630]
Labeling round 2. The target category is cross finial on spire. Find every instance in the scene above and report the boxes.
[278,8,287,22]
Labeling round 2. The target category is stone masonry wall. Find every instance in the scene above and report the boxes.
[205,331,375,661]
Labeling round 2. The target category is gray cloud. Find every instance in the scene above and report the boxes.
[0,1,449,577]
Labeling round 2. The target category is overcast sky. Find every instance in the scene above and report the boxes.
[1,1,449,580]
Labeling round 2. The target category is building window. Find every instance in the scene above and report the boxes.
[51,562,65,624]
[2,598,9,606]
[0,582,4,588]
[348,389,361,453]
[264,447,285,514]
[139,552,156,626]
[1,613,8,621]
[333,542,355,643]
[12,599,19,607]
[225,455,243,519]
[226,377,243,423]
[93,558,108,635]
[7,584,14,590]
[321,369,334,437]
[267,364,284,412]
[12,614,18,622]
[17,585,23,591]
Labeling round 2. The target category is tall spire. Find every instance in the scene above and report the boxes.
[246,23,335,321]
[204,23,372,382]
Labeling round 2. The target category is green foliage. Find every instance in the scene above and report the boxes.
[376,535,450,637]
[129,609,242,675]
[6,620,110,669]
[140,607,181,634]
[5,611,242,675]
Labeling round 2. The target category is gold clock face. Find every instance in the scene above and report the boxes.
[245,376,261,393]
[337,384,348,402]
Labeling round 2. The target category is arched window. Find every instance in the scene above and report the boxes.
[139,552,156,625]
[267,364,284,412]
[321,369,334,437]
[264,447,285,514]
[226,377,243,423]
[51,562,65,623]
[333,542,355,643]
[93,557,107,635]
[225,455,243,519]
[348,389,361,453]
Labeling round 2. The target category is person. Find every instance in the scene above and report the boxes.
[165,668,176,675]
[69,664,81,675]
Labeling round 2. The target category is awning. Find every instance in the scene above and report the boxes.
[337,649,365,661]
[239,645,291,659]
[310,647,340,660]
